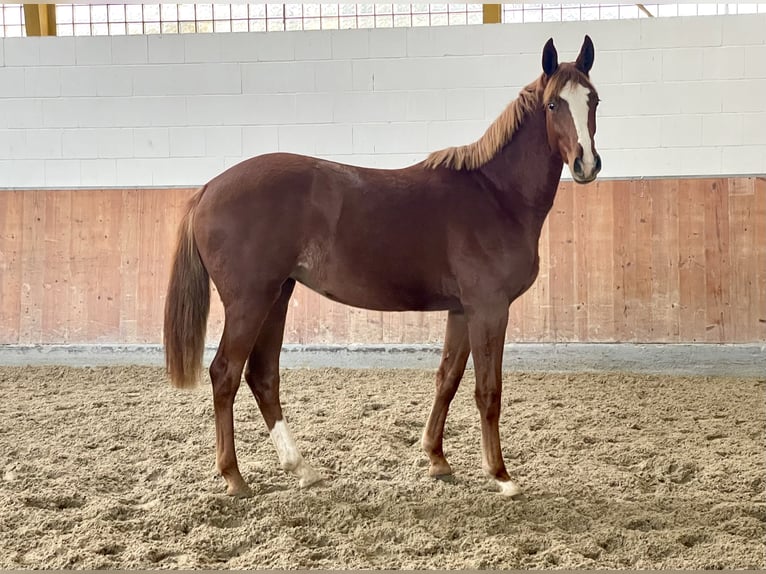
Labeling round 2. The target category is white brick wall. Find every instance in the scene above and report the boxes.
[1,14,765,188]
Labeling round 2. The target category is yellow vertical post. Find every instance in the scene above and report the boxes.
[483,4,502,24]
[24,4,57,36]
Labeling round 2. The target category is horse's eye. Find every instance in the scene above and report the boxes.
[547,101,556,111]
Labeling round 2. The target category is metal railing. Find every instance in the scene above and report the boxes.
[1,3,765,37]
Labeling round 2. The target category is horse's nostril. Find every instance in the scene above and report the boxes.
[573,157,584,176]
[595,154,602,172]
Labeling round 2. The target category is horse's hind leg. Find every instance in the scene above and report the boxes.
[422,310,471,478]
[244,279,322,488]
[210,293,280,497]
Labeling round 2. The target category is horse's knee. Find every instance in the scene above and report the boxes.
[435,365,449,389]
[436,355,466,392]
[474,388,501,413]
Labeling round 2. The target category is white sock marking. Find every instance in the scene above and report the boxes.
[269,419,322,488]
[559,80,595,173]
[496,479,523,497]
[270,419,302,471]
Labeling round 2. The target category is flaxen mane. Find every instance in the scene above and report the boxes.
[425,66,590,171]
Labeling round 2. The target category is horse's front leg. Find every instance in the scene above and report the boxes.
[422,309,471,478]
[466,302,522,498]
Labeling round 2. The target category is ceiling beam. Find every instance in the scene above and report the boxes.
[483,4,502,24]
[24,4,57,36]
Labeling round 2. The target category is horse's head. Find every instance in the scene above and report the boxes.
[541,35,601,184]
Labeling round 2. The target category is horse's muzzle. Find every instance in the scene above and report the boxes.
[572,153,601,184]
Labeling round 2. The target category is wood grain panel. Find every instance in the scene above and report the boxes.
[136,188,166,342]
[611,180,630,342]
[572,182,590,341]
[677,179,708,342]
[728,179,756,341]
[755,177,766,341]
[631,180,654,341]
[704,179,731,342]
[19,191,46,343]
[119,190,140,342]
[585,180,615,341]
[42,190,72,342]
[0,191,23,343]
[651,179,680,340]
[85,190,122,342]
[0,178,763,346]
[616,181,651,340]
[547,184,575,341]
[68,190,89,342]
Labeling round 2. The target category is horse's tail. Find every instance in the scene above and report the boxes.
[163,187,210,389]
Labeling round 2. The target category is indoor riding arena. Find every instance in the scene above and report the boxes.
[0,3,764,570]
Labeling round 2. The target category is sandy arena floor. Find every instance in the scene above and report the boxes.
[0,365,763,569]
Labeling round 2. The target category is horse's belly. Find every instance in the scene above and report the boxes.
[291,265,456,312]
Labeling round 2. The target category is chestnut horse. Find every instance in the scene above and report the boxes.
[164,36,601,498]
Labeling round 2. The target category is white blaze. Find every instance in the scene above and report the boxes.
[558,81,595,172]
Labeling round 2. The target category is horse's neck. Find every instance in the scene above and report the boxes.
[479,107,563,229]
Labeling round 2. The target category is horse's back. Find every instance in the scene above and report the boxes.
[193,152,468,310]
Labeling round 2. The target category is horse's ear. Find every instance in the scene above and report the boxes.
[542,38,558,76]
[576,34,595,75]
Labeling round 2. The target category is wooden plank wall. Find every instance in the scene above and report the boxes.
[1,177,764,345]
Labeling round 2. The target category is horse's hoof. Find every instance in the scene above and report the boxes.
[496,479,523,499]
[299,475,324,489]
[297,464,324,488]
[432,473,456,483]
[226,483,254,498]
[428,461,453,478]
